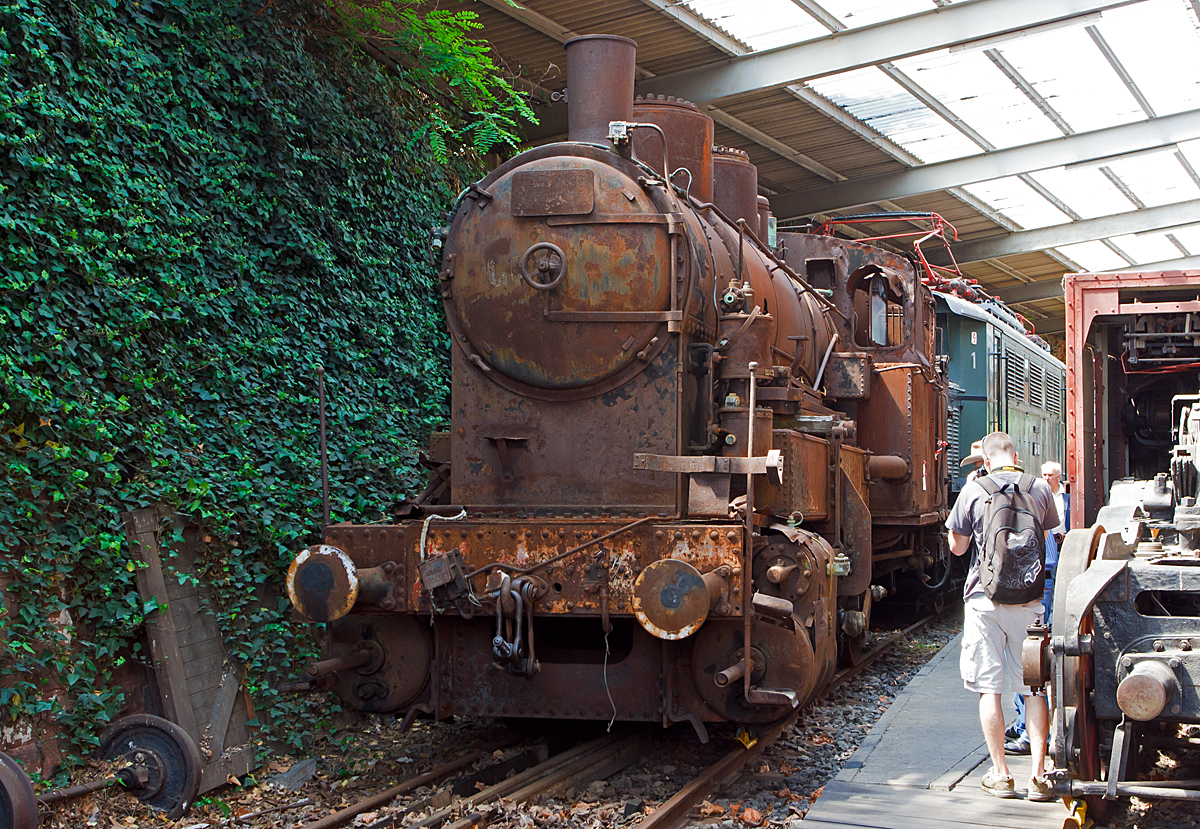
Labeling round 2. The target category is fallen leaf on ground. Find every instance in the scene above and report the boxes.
[741,806,763,826]
[809,786,824,803]
[699,801,725,816]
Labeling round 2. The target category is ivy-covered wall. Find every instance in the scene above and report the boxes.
[0,0,506,766]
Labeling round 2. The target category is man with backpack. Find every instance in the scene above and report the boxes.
[946,432,1058,801]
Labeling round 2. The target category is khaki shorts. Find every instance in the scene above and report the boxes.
[960,594,1044,694]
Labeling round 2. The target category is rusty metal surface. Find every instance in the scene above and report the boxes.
[867,454,908,481]
[445,151,674,394]
[632,559,711,639]
[712,146,758,229]
[449,620,664,721]
[564,35,636,145]
[416,520,745,617]
[689,619,815,723]
[688,473,732,517]
[757,430,829,521]
[823,353,872,398]
[632,96,715,203]
[511,169,595,216]
[287,545,359,623]
[326,615,431,713]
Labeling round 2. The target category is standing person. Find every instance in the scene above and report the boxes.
[1004,461,1070,754]
[960,439,986,485]
[947,432,1058,801]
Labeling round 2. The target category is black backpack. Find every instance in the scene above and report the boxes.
[976,473,1045,604]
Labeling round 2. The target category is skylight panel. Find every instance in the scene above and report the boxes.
[1165,225,1200,254]
[958,177,1071,230]
[1023,168,1134,219]
[1176,139,1200,177]
[1055,241,1128,272]
[1092,0,1200,117]
[807,67,981,163]
[1108,232,1188,265]
[681,0,828,51]
[989,28,1145,133]
[892,48,1062,149]
[1100,152,1200,207]
[821,0,937,28]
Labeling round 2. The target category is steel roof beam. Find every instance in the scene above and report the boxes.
[768,107,1200,218]
[926,197,1200,266]
[996,281,1066,304]
[1114,254,1200,271]
[634,0,1143,103]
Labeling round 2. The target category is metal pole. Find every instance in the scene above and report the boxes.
[318,367,329,529]
[744,361,758,701]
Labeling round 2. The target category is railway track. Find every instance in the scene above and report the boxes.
[292,610,941,829]
[629,611,941,829]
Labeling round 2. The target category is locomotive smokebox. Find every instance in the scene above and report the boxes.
[564,34,637,145]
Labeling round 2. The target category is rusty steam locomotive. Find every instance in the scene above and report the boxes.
[285,35,953,740]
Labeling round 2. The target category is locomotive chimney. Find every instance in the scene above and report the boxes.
[564,34,637,145]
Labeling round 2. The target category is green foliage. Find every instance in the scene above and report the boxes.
[334,1,538,160]
[0,0,502,759]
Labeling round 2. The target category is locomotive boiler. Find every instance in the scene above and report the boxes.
[1023,271,1200,818]
[284,35,950,739]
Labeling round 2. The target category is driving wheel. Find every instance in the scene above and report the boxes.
[98,714,202,819]
[1053,525,1108,824]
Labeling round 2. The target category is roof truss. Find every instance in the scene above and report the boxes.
[768,107,1200,218]
[635,0,1143,103]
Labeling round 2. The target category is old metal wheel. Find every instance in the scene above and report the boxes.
[98,714,202,820]
[1053,525,1109,824]
[0,751,38,829]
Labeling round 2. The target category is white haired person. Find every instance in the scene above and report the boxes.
[947,432,1058,801]
[1004,461,1069,754]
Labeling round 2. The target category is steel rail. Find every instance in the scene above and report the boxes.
[632,612,940,829]
[300,736,520,829]
[363,730,646,829]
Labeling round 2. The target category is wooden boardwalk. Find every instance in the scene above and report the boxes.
[803,635,1068,829]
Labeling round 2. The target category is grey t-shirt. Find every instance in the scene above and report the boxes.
[946,469,1057,600]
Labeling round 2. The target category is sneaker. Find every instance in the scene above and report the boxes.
[1004,736,1031,755]
[981,768,1016,799]
[1028,777,1054,802]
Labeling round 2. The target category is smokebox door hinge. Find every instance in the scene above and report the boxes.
[487,436,527,481]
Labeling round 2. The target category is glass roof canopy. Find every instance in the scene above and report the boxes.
[683,0,1200,273]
